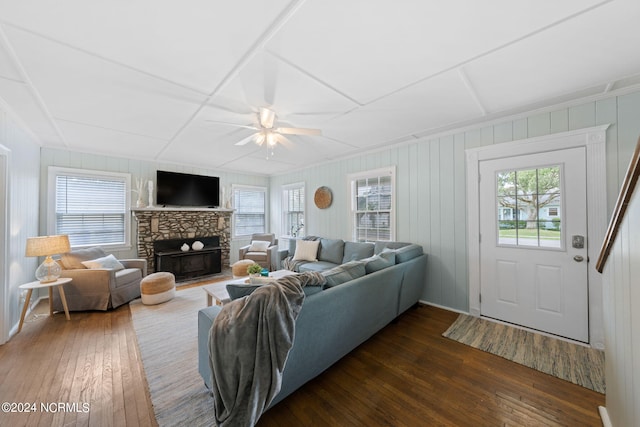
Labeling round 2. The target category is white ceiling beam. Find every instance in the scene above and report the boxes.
[0,22,68,147]
[0,20,209,97]
[266,50,363,106]
[458,67,487,116]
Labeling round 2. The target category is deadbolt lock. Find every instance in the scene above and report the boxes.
[572,235,585,249]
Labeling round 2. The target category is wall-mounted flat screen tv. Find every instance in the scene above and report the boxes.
[156,170,220,207]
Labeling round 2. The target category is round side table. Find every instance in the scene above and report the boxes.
[18,277,72,333]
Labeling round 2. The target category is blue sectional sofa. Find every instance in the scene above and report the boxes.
[197,240,427,411]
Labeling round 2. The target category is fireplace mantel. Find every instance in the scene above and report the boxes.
[133,208,233,274]
[132,207,234,213]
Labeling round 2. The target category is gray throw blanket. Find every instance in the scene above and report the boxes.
[208,272,325,427]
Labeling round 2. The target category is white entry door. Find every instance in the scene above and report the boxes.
[479,147,589,342]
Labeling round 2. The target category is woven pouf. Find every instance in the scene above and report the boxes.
[232,259,255,278]
[140,272,176,305]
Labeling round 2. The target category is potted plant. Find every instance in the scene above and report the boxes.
[247,263,262,277]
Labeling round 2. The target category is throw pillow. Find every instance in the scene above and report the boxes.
[342,241,374,263]
[81,254,125,271]
[292,240,320,262]
[362,252,395,274]
[318,238,345,265]
[248,240,271,253]
[322,260,366,288]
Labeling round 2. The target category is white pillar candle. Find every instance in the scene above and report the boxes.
[148,180,154,206]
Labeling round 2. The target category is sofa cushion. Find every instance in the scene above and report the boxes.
[298,261,339,273]
[342,241,374,263]
[60,247,107,269]
[81,254,125,271]
[322,261,366,288]
[394,244,424,263]
[318,239,345,265]
[293,240,320,262]
[362,250,396,273]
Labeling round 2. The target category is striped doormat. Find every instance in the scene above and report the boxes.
[442,314,605,393]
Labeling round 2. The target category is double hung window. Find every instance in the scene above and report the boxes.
[49,167,130,249]
[233,185,266,237]
[282,183,305,237]
[349,167,395,242]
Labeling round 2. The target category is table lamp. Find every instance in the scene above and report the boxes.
[25,235,71,283]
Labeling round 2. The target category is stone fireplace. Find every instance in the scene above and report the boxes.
[132,208,233,274]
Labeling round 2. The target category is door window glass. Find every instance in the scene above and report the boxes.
[496,166,562,248]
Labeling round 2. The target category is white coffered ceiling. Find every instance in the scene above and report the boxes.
[0,0,639,175]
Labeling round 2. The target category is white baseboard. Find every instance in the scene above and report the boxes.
[419,300,469,315]
[598,406,612,427]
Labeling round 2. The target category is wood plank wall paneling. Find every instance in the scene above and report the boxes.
[601,181,640,426]
[270,90,640,313]
[0,107,40,337]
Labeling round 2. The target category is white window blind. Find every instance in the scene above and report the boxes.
[234,186,266,237]
[349,167,395,242]
[51,168,130,248]
[282,183,305,237]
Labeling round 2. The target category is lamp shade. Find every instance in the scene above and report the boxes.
[25,235,71,257]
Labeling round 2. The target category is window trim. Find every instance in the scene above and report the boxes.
[47,166,131,250]
[281,181,306,239]
[347,166,396,242]
[232,184,267,238]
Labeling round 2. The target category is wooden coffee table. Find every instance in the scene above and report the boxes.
[203,270,296,306]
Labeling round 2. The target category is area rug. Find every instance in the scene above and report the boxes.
[442,314,605,393]
[130,283,227,426]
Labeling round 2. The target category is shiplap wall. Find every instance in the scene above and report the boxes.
[270,90,640,312]
[39,148,270,262]
[0,106,40,340]
[601,178,640,426]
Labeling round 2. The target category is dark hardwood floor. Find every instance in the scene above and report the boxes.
[0,298,604,426]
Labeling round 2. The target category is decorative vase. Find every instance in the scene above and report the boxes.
[181,243,189,252]
[136,198,145,208]
[192,241,204,251]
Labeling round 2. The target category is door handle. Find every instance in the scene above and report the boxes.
[573,255,584,262]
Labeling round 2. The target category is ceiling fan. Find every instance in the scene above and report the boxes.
[207,107,322,147]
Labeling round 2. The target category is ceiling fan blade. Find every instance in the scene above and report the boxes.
[263,53,278,106]
[206,120,258,131]
[234,133,259,146]
[276,134,294,149]
[276,127,322,136]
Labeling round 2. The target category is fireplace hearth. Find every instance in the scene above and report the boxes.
[154,236,221,280]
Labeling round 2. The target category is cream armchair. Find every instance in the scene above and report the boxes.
[51,247,147,312]
[238,233,278,271]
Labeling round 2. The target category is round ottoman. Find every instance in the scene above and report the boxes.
[232,259,255,278]
[140,272,176,305]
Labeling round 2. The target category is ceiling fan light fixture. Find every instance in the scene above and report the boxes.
[266,132,277,147]
[255,132,266,146]
[259,107,276,129]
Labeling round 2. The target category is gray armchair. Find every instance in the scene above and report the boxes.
[239,233,278,271]
[52,247,147,311]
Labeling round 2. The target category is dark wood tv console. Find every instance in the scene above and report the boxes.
[153,236,221,280]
